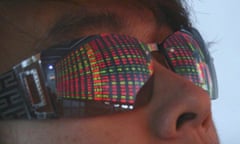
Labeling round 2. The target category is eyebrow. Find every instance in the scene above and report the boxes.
[47,11,122,41]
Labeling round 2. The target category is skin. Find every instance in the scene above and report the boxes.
[0,0,219,144]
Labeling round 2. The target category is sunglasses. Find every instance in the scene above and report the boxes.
[0,28,218,120]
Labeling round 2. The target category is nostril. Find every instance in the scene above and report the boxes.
[176,112,197,129]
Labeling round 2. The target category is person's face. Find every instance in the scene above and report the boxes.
[0,0,219,144]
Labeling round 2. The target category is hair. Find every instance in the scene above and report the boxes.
[140,0,191,31]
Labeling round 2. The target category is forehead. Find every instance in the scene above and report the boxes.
[0,0,163,73]
[0,0,157,42]
[0,0,153,28]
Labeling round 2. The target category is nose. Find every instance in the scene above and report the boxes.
[149,60,212,139]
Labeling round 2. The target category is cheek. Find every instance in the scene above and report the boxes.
[72,112,150,144]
